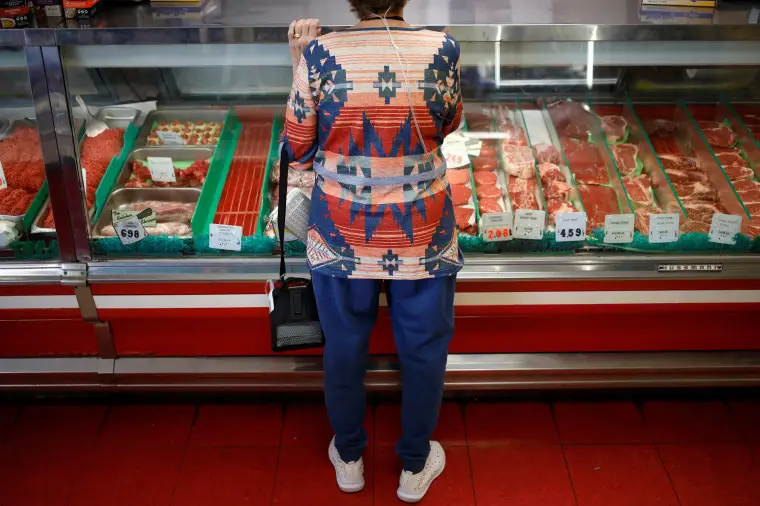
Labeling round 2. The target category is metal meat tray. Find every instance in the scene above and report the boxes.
[30,199,56,237]
[92,187,201,238]
[112,146,214,190]
[95,106,141,130]
[133,108,228,148]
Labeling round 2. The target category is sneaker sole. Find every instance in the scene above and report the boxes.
[396,451,446,503]
[328,444,365,493]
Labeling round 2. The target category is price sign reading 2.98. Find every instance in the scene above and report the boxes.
[481,212,513,243]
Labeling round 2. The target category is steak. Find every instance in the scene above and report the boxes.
[672,181,718,202]
[681,220,711,234]
[538,163,565,184]
[544,179,571,200]
[472,156,498,172]
[508,176,537,194]
[623,175,653,207]
[476,184,502,200]
[643,119,678,138]
[578,184,620,231]
[454,206,474,231]
[533,143,561,165]
[478,198,504,214]
[446,169,471,185]
[724,165,754,181]
[601,115,628,143]
[658,154,697,172]
[450,184,472,206]
[501,145,535,179]
[498,121,528,145]
[510,190,539,211]
[611,143,639,176]
[698,120,737,148]
[683,202,724,224]
[573,164,609,185]
[474,171,497,186]
[547,199,578,220]
[715,151,746,168]
[634,207,658,235]
[734,179,760,192]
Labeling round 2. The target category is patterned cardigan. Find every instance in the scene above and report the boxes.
[282,27,463,279]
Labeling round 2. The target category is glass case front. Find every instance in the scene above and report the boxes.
[0,46,63,262]
[58,36,760,260]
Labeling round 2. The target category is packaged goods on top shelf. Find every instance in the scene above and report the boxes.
[635,104,749,239]
[0,123,44,221]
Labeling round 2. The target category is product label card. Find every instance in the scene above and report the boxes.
[112,208,157,228]
[555,212,587,242]
[604,214,635,244]
[481,212,513,242]
[708,213,742,245]
[465,138,483,157]
[147,157,176,183]
[649,213,680,243]
[209,223,242,251]
[156,131,184,145]
[0,161,6,190]
[513,209,546,240]
[112,214,148,245]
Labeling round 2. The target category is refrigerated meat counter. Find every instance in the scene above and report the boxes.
[2,0,760,391]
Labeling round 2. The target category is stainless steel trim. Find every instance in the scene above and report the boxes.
[24,28,57,47]
[0,263,65,285]
[2,352,759,391]
[25,46,78,262]
[41,45,92,261]
[85,254,760,283]
[0,30,24,47]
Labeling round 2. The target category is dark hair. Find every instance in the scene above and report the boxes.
[348,0,406,19]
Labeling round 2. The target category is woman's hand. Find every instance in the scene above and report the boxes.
[288,19,321,75]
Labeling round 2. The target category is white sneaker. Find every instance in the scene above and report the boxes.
[397,441,446,503]
[328,436,365,493]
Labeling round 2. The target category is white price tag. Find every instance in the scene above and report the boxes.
[513,209,546,240]
[481,212,513,242]
[156,131,184,145]
[555,212,587,242]
[0,161,6,190]
[209,223,242,251]
[465,138,483,157]
[81,167,87,185]
[442,134,470,168]
[113,216,148,245]
[649,213,680,244]
[708,213,742,245]
[147,157,176,183]
[604,214,635,244]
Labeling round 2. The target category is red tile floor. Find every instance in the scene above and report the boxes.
[0,398,759,505]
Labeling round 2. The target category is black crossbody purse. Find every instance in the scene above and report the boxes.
[269,147,325,352]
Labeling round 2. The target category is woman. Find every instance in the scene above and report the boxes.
[283,2,462,502]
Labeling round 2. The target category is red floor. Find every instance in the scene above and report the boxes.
[1,399,760,505]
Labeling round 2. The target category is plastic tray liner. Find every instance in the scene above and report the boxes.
[213,120,273,236]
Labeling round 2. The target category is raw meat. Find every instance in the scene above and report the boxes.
[544,179,571,201]
[497,121,528,145]
[564,141,608,185]
[508,177,536,194]
[634,207,657,235]
[118,201,196,224]
[0,188,35,216]
[128,159,210,189]
[478,198,504,214]
[698,120,737,148]
[572,165,609,186]
[511,191,538,211]
[0,127,46,195]
[601,115,627,143]
[611,144,639,176]
[446,169,471,185]
[539,163,565,185]
[100,222,192,237]
[476,184,502,200]
[683,202,723,224]
[533,143,561,165]
[472,157,498,172]
[465,113,492,131]
[681,220,711,234]
[147,120,222,146]
[479,144,497,159]
[733,179,760,192]
[453,206,474,230]
[450,185,472,206]
[724,165,754,181]
[659,154,697,172]
[715,151,745,168]
[643,119,678,138]
[547,199,578,220]
[578,185,620,231]
[623,175,653,207]
[80,128,126,207]
[672,181,718,202]
[474,171,497,186]
[501,145,535,179]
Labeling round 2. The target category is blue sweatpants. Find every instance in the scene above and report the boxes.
[312,272,456,473]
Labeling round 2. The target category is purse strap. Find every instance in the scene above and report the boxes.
[278,145,289,280]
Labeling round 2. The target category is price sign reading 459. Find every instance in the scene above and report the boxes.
[555,212,587,242]
[481,212,513,243]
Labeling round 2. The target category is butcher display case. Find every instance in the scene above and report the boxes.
[2,0,760,391]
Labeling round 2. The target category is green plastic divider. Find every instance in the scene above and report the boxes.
[22,180,48,233]
[92,123,140,223]
[255,113,285,236]
[192,108,242,236]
